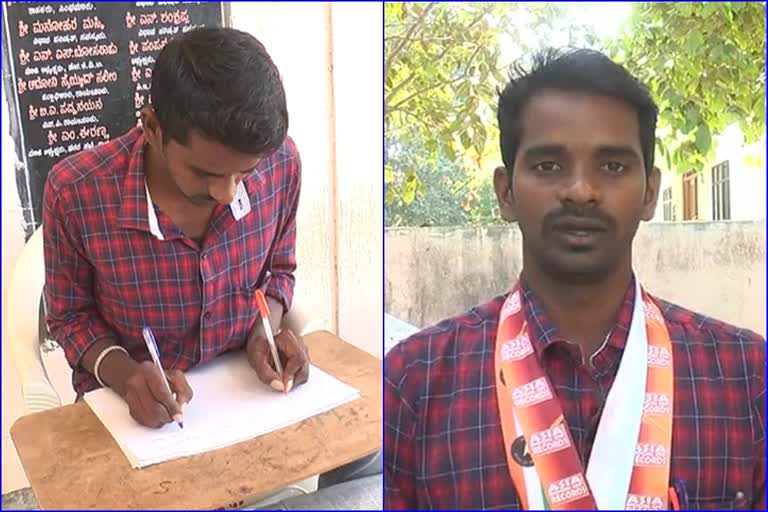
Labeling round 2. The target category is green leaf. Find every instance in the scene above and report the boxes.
[403,174,418,204]
[444,143,456,161]
[384,166,395,184]
[684,105,700,132]
[460,130,471,149]
[702,2,718,18]
[402,189,415,205]
[686,31,705,55]
[695,124,712,154]
[474,125,487,155]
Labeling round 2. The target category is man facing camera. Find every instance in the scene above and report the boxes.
[385,48,765,510]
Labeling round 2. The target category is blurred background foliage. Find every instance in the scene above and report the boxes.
[384,2,765,227]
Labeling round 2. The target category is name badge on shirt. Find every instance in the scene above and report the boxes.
[230,181,251,221]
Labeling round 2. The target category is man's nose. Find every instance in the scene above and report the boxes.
[557,165,601,206]
[209,176,238,205]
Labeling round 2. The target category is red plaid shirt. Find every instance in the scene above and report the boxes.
[43,127,300,395]
[385,277,766,510]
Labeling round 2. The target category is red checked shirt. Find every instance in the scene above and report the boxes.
[385,277,766,510]
[43,127,300,395]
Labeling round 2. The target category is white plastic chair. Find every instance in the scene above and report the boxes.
[8,225,61,412]
[8,225,318,505]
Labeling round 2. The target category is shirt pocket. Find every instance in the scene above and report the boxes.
[224,228,271,295]
[227,284,262,350]
[694,492,753,510]
[214,234,270,348]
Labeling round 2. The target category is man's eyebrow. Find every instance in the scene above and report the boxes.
[521,144,642,160]
[190,165,222,177]
[594,145,642,161]
[190,165,255,176]
[521,144,567,160]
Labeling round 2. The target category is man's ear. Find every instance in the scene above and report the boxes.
[640,165,662,221]
[493,166,517,222]
[140,106,163,149]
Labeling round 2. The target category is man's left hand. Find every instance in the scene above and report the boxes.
[247,328,310,392]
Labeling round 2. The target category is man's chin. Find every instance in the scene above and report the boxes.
[540,254,619,285]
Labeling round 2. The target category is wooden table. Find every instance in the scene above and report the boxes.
[10,331,382,510]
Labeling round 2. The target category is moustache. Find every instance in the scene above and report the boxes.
[188,194,216,204]
[541,204,616,234]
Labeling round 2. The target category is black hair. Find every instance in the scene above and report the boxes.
[497,48,658,174]
[151,27,288,156]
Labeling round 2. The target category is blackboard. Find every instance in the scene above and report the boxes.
[2,1,225,238]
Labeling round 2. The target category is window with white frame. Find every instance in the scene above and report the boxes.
[662,188,674,221]
[711,161,731,221]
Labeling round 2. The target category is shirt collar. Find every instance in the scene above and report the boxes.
[519,274,636,362]
[144,181,165,240]
[117,127,154,235]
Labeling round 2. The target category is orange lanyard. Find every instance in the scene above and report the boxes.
[494,283,674,510]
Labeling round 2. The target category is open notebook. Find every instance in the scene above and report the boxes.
[84,352,360,468]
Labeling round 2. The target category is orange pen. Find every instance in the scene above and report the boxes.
[253,289,285,388]
[668,486,681,510]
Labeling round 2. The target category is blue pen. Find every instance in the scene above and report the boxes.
[142,326,184,429]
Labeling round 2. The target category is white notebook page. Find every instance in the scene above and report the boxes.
[84,352,361,468]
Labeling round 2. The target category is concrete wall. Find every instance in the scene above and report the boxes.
[331,2,384,356]
[228,1,384,355]
[2,3,382,493]
[229,2,337,341]
[385,222,766,337]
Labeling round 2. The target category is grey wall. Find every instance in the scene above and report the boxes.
[385,221,766,336]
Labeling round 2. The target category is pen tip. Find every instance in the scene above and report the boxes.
[179,422,184,429]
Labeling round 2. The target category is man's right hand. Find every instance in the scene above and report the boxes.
[121,362,193,428]
[82,340,194,428]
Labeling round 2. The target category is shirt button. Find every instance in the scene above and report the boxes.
[203,311,212,321]
[201,252,208,260]
[734,491,748,509]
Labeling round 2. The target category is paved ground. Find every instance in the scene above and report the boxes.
[2,488,37,510]
[2,478,382,511]
[253,475,382,510]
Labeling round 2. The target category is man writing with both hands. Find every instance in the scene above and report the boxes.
[43,27,307,428]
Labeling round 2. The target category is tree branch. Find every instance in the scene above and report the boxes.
[386,4,495,112]
[385,71,417,108]
[384,2,436,81]
[386,40,458,107]
[390,108,435,133]
[388,44,483,113]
